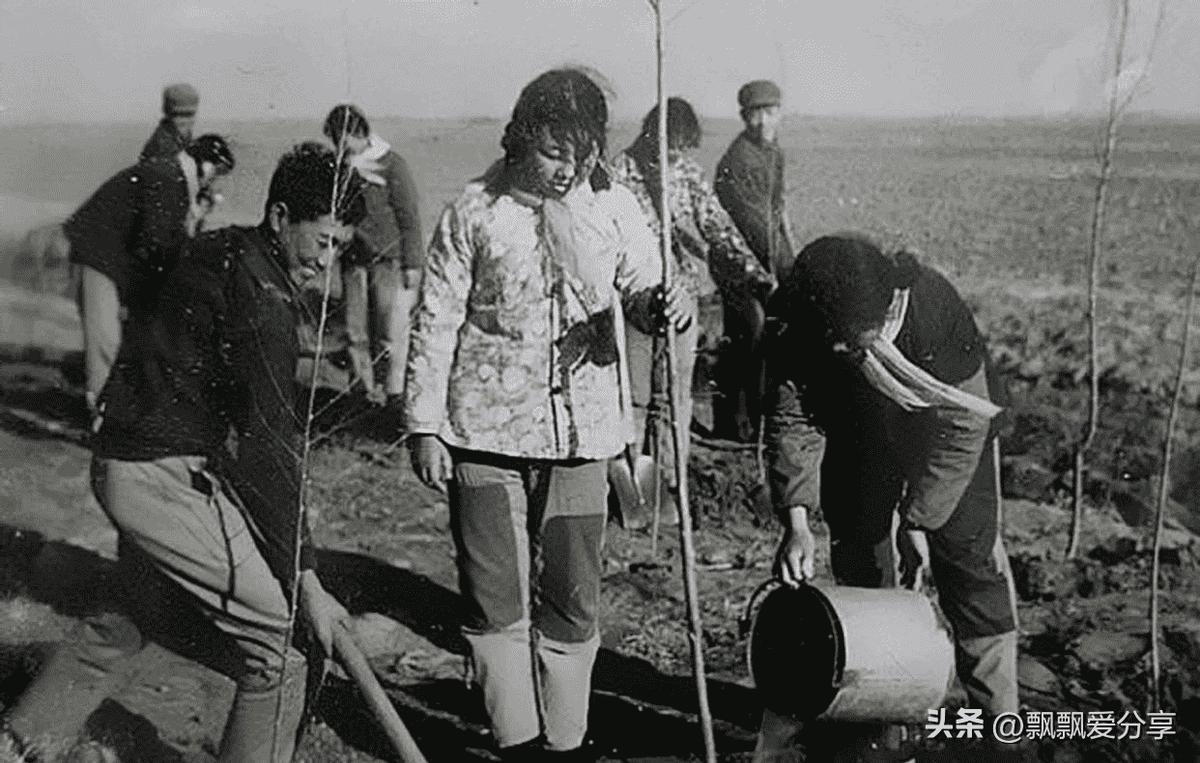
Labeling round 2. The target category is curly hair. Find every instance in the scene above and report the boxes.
[265,142,366,225]
[500,68,611,190]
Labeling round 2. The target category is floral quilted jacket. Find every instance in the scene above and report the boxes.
[403,175,663,460]
[609,150,774,301]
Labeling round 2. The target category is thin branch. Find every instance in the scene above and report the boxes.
[650,2,717,760]
[270,104,353,760]
[1150,215,1198,715]
[1117,0,1170,115]
[1068,0,1135,558]
[666,0,709,26]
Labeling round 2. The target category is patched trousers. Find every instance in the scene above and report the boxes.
[449,449,608,752]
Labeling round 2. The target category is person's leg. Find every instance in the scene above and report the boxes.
[5,612,145,756]
[927,441,1019,716]
[742,296,768,442]
[650,310,699,525]
[529,459,608,753]
[821,434,904,588]
[6,457,146,754]
[75,264,122,412]
[713,298,749,441]
[377,263,418,399]
[449,452,541,751]
[342,261,376,395]
[91,456,305,762]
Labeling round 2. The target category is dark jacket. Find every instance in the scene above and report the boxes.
[63,157,191,314]
[140,119,188,162]
[714,132,791,277]
[763,261,993,531]
[349,150,423,270]
[96,224,315,585]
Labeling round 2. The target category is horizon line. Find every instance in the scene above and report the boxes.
[3,108,1200,129]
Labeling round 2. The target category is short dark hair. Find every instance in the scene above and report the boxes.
[500,68,610,190]
[637,97,702,152]
[787,234,919,342]
[265,142,366,225]
[186,134,235,173]
[323,104,370,143]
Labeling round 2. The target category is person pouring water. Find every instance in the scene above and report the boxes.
[759,235,1020,755]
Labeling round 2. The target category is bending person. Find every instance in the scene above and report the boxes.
[763,235,1018,720]
[65,134,234,413]
[4,144,362,762]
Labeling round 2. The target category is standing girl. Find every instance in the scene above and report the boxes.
[404,69,693,761]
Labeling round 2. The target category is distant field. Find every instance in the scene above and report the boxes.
[4,114,1200,514]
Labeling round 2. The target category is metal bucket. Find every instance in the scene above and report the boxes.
[746,583,954,723]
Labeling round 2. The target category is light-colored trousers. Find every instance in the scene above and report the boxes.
[7,456,307,762]
[343,260,417,397]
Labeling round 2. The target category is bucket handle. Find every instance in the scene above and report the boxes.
[737,578,784,639]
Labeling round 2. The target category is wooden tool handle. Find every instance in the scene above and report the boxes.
[332,620,429,763]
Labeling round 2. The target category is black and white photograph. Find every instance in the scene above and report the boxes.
[1,1,1199,761]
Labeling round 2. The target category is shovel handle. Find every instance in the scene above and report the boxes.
[332,620,429,763]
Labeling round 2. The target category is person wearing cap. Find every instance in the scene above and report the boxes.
[712,79,796,443]
[65,134,235,414]
[141,83,200,162]
[761,235,1019,746]
[323,104,423,405]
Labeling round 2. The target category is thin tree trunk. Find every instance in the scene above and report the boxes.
[1150,248,1200,712]
[1068,0,1132,559]
[650,2,717,760]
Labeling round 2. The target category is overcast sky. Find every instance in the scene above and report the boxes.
[2,0,1198,124]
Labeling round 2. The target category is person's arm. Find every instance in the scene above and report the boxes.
[714,153,773,264]
[386,153,424,279]
[611,184,664,332]
[775,150,797,258]
[763,344,827,586]
[688,164,775,298]
[763,372,825,517]
[403,199,474,437]
[610,185,693,334]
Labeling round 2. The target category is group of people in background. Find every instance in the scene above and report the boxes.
[3,68,1021,763]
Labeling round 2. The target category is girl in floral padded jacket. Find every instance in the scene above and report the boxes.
[403,69,692,762]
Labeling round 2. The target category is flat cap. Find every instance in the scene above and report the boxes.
[737,80,781,110]
[163,83,200,116]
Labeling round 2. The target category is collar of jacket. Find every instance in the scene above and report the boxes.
[244,223,300,302]
[736,130,780,154]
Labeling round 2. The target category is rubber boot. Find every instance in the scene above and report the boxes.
[217,647,307,763]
